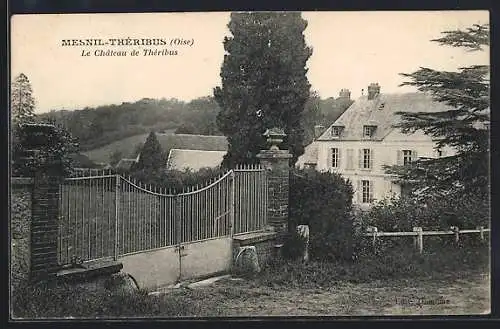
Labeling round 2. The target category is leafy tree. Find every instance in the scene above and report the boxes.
[11,73,36,125]
[214,12,312,167]
[385,23,490,201]
[302,91,323,145]
[132,131,166,174]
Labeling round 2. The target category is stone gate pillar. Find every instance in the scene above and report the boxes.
[16,123,62,282]
[31,172,60,281]
[257,128,292,239]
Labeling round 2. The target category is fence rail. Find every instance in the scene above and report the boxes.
[363,226,490,254]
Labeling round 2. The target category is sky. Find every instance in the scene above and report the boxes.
[11,11,489,114]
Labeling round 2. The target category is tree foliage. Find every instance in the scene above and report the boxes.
[11,73,36,125]
[131,131,166,175]
[38,96,223,152]
[385,23,490,200]
[214,12,312,167]
[289,168,354,261]
[12,121,79,177]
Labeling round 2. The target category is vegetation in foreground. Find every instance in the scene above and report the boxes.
[12,243,489,319]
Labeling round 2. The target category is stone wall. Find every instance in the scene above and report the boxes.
[233,232,278,271]
[11,178,33,290]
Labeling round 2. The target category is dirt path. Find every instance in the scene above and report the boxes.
[178,272,490,316]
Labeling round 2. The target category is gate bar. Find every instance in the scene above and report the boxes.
[114,174,120,260]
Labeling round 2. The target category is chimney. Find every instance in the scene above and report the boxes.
[338,88,351,100]
[314,125,325,139]
[367,83,381,100]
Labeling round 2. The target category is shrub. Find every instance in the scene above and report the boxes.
[355,192,490,233]
[289,168,354,261]
[280,230,308,261]
[256,243,489,288]
[129,166,227,191]
[12,121,78,178]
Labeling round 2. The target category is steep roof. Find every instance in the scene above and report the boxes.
[155,133,228,154]
[166,149,225,171]
[317,92,454,141]
[299,143,319,165]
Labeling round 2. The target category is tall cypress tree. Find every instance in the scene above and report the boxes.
[214,12,312,168]
[133,131,166,174]
[11,73,36,125]
[385,24,490,201]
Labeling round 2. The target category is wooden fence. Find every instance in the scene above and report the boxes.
[363,226,490,254]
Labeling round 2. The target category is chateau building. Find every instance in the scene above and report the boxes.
[297,83,456,206]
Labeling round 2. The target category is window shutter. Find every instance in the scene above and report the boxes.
[412,150,418,161]
[358,149,363,169]
[397,150,402,165]
[338,148,342,168]
[442,149,447,157]
[369,149,374,169]
[327,148,333,168]
[347,149,353,170]
[369,181,374,202]
[357,180,362,203]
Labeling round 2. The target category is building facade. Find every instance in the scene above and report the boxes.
[297,84,455,206]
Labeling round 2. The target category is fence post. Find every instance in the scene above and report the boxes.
[479,226,484,241]
[114,174,120,260]
[452,226,460,244]
[416,227,423,254]
[370,226,378,251]
[413,227,418,249]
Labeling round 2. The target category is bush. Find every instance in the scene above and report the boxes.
[129,167,227,191]
[12,121,78,177]
[280,230,308,261]
[289,168,354,261]
[355,192,490,233]
[256,243,489,288]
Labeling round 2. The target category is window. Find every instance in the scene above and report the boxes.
[331,127,340,137]
[363,126,373,137]
[402,150,413,165]
[331,126,344,137]
[362,180,372,203]
[363,149,371,169]
[331,148,339,168]
[397,149,417,166]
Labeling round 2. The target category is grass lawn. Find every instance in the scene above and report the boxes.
[185,271,490,316]
[12,270,489,318]
[13,244,490,318]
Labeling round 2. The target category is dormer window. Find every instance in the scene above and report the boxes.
[363,125,376,138]
[331,125,344,137]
